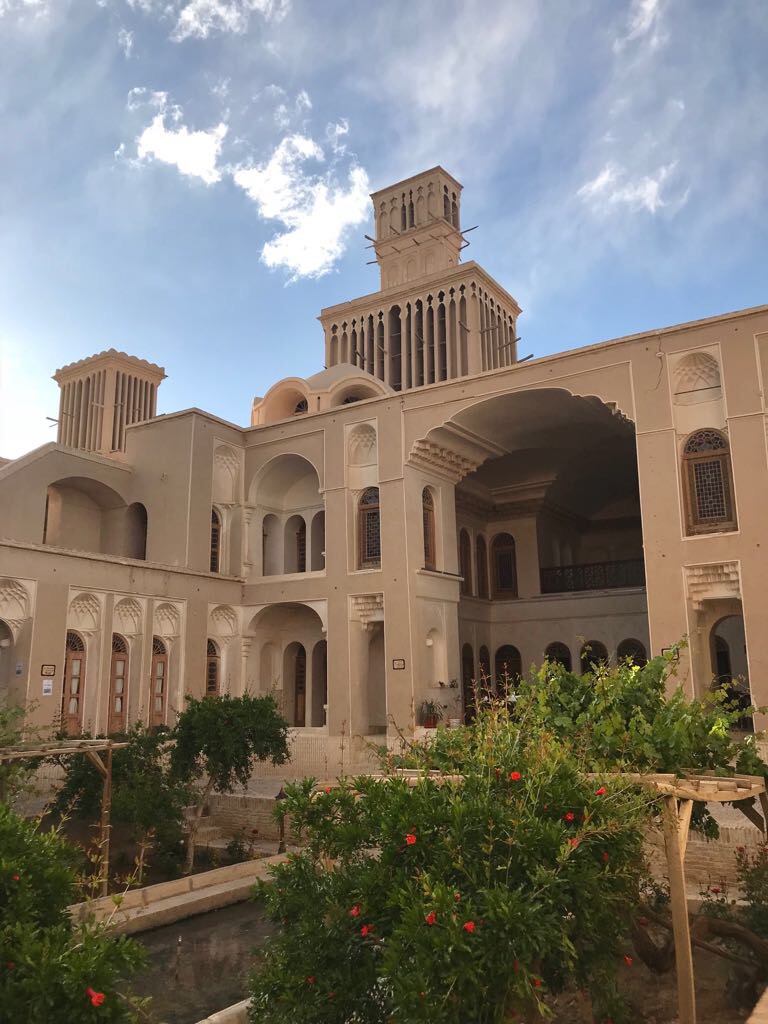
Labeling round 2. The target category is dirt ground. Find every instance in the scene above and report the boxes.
[547,947,760,1023]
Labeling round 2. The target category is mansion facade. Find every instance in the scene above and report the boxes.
[1,166,767,768]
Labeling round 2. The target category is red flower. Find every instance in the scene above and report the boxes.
[564,811,575,822]
[324,786,331,794]
[595,786,606,796]
[350,905,361,917]
[568,838,580,848]
[425,911,437,926]
[602,851,610,863]
[86,988,105,1007]
[509,770,521,782]
[307,976,316,985]
[419,991,426,999]
[360,924,372,937]
[737,845,746,853]
[463,920,475,933]
[454,892,461,902]
[405,833,417,846]
[12,874,20,882]
[623,955,633,967]
[710,886,721,895]
[533,977,542,988]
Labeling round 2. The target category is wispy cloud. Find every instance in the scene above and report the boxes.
[125,89,369,278]
[577,160,684,214]
[171,0,289,41]
[613,0,666,52]
[232,128,369,279]
[118,26,134,57]
[132,94,228,183]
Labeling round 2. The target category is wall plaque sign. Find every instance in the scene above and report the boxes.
[41,664,56,676]
[392,659,406,670]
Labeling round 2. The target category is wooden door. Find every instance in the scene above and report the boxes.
[63,634,86,736]
[108,638,128,734]
[294,647,306,727]
[151,642,168,728]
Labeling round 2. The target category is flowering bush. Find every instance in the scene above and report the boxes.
[249,652,767,1022]
[0,805,147,1023]
[250,728,651,1023]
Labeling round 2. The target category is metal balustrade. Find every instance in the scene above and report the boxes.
[539,558,645,594]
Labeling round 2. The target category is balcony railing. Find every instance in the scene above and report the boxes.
[540,559,645,595]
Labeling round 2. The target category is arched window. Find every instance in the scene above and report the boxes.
[458,529,472,595]
[151,637,168,728]
[63,631,86,737]
[422,488,436,570]
[617,638,647,668]
[294,398,309,415]
[358,488,381,568]
[682,429,736,534]
[210,508,221,573]
[206,639,220,697]
[495,645,522,693]
[579,641,609,674]
[476,535,489,598]
[492,533,517,598]
[294,645,307,727]
[108,633,129,734]
[545,642,572,672]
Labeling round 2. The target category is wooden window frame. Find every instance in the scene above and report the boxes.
[206,638,220,697]
[491,533,518,598]
[358,488,381,569]
[210,508,222,573]
[682,429,737,535]
[458,529,472,596]
[422,488,436,571]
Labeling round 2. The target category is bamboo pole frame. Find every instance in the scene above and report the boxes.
[1,738,129,896]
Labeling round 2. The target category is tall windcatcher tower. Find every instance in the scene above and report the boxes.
[320,166,521,392]
[53,349,165,456]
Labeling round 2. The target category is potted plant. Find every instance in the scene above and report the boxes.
[419,699,444,729]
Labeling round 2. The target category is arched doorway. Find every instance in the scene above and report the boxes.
[579,640,608,674]
[461,643,475,723]
[62,631,86,736]
[311,640,327,726]
[545,642,572,673]
[711,615,751,730]
[494,645,522,695]
[283,642,307,727]
[108,634,129,734]
[151,637,168,729]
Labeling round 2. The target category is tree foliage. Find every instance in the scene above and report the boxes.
[170,693,290,872]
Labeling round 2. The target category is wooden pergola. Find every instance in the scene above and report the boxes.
[0,738,129,896]
[314,768,768,1024]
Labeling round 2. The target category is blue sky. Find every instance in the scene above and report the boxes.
[1,0,766,458]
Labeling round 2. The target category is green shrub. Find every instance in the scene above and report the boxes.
[0,803,77,928]
[0,805,147,1024]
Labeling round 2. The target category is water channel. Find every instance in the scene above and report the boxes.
[133,901,275,1024]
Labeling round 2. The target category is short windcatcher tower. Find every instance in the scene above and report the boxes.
[53,349,165,456]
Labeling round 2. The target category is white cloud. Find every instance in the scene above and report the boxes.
[232,131,370,279]
[0,0,48,17]
[614,0,665,52]
[274,88,311,129]
[577,160,681,214]
[118,26,134,57]
[171,0,289,41]
[137,110,228,184]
